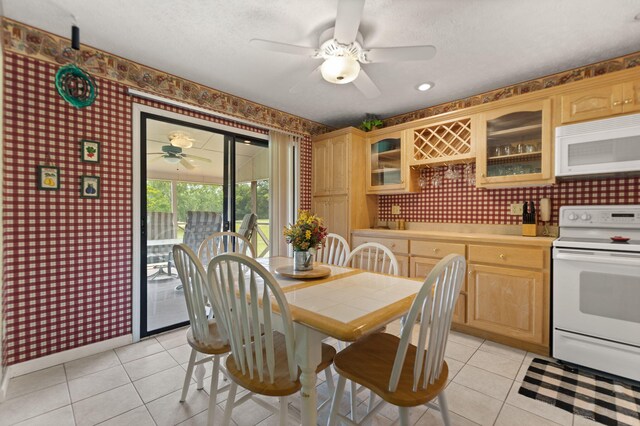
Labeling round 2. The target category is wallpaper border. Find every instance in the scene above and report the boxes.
[1,18,332,137]
[383,51,640,126]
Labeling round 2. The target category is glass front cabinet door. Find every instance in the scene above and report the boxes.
[366,130,418,194]
[476,99,554,187]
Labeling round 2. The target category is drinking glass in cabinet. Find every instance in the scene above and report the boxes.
[371,137,402,187]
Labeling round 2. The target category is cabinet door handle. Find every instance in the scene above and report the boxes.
[499,253,506,259]
[481,173,486,178]
[433,248,439,253]
[612,100,622,106]
[624,98,633,105]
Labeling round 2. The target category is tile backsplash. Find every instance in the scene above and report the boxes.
[378,165,640,226]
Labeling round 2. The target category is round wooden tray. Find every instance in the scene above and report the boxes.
[275,265,331,280]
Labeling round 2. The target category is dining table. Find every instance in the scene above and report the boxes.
[256,256,423,426]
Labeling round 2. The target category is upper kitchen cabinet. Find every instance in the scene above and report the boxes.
[312,128,375,241]
[312,132,349,196]
[560,79,640,124]
[475,99,554,188]
[366,128,419,194]
[407,115,476,167]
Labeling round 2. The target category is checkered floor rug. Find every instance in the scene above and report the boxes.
[519,358,640,426]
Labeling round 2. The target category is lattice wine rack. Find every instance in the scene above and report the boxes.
[409,117,475,166]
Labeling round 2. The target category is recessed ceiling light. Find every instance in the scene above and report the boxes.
[417,82,434,92]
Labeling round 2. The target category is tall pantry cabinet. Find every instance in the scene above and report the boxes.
[312,127,375,242]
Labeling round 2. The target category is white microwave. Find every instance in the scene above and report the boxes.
[555,113,640,177]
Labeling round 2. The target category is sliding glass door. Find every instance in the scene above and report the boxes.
[139,112,268,337]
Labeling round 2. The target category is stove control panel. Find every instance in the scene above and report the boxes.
[559,205,640,228]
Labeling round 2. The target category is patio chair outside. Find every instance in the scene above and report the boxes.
[172,211,222,289]
[147,211,177,279]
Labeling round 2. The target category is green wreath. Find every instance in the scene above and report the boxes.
[55,63,97,108]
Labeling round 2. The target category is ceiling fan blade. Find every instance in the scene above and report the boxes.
[289,65,323,94]
[334,0,365,44]
[352,68,381,99]
[180,158,195,170]
[249,39,318,57]
[365,45,437,63]
[182,154,212,163]
[148,155,164,163]
[147,152,164,155]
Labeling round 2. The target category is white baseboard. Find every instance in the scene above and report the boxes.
[0,366,9,402]
[5,334,133,380]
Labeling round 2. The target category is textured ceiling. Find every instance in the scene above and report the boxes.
[3,0,640,128]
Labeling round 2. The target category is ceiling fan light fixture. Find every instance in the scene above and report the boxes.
[164,156,181,164]
[168,131,194,149]
[171,137,193,149]
[321,56,360,84]
[170,136,193,149]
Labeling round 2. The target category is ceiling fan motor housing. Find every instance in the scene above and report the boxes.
[161,145,183,155]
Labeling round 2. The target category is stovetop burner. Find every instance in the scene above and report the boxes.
[554,205,640,253]
[554,236,640,252]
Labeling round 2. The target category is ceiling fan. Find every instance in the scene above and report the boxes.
[250,0,436,98]
[148,145,211,170]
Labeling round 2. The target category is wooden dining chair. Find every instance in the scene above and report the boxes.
[327,254,466,426]
[198,231,255,267]
[207,253,337,425]
[344,242,399,275]
[315,233,351,266]
[172,244,231,426]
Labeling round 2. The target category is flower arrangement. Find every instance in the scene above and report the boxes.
[283,210,328,252]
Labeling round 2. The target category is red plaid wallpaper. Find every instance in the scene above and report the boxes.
[378,165,640,225]
[1,52,290,366]
[300,136,312,211]
[2,52,133,365]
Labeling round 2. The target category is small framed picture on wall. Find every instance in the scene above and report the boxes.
[37,165,60,190]
[80,175,100,199]
[80,139,100,163]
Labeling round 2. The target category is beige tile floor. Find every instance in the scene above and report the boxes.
[0,321,604,426]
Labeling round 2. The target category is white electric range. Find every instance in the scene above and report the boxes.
[553,205,640,381]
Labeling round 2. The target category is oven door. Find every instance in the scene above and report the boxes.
[553,248,640,347]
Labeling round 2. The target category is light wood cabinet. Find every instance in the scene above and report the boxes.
[312,128,375,242]
[407,115,476,167]
[475,99,554,188]
[351,230,552,354]
[351,235,410,276]
[411,256,466,324]
[467,243,549,349]
[313,195,348,240]
[467,264,545,345]
[410,240,467,324]
[312,134,349,195]
[561,80,640,124]
[365,129,418,194]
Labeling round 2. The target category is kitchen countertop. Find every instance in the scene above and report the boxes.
[352,228,556,247]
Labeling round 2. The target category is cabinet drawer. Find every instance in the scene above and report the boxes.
[411,256,467,292]
[468,244,544,269]
[352,236,409,254]
[411,240,465,258]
